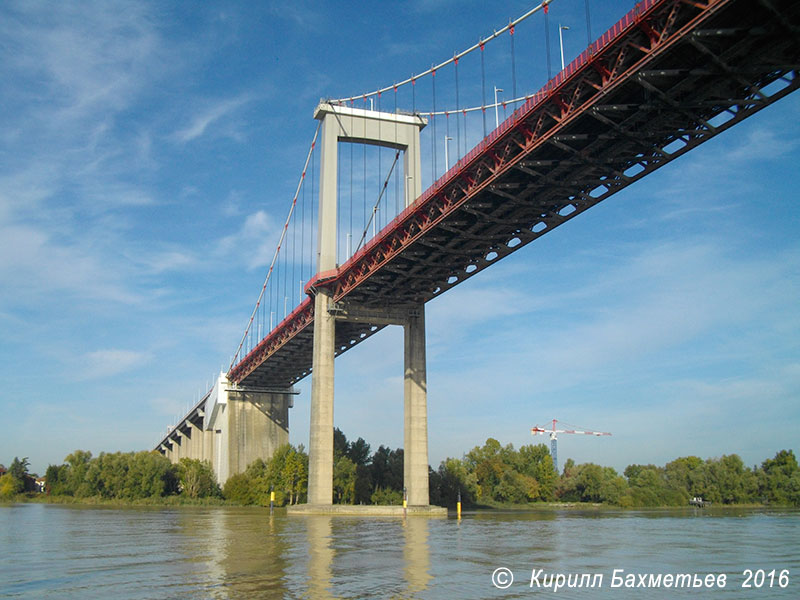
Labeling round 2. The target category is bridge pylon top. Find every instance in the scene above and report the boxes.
[313,101,427,136]
[314,100,428,273]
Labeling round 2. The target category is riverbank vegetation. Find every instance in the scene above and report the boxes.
[0,451,221,502]
[434,441,800,508]
[2,432,798,509]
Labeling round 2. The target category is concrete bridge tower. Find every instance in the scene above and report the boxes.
[306,102,434,508]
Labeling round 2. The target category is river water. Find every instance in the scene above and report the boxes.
[0,503,797,599]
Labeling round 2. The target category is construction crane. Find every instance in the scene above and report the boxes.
[531,419,611,475]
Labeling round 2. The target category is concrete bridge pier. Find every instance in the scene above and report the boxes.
[305,101,435,510]
[202,427,215,466]
[308,288,336,504]
[160,440,174,462]
[173,431,185,461]
[188,421,203,460]
[157,374,292,485]
[212,388,290,484]
[404,304,428,506]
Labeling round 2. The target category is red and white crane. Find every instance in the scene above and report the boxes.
[531,419,611,474]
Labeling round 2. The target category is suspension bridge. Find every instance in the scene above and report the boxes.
[156,0,800,510]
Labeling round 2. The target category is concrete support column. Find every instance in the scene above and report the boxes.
[172,431,186,463]
[181,430,190,460]
[225,392,290,478]
[404,304,429,506]
[189,423,201,460]
[307,104,340,506]
[308,290,335,505]
[195,424,204,460]
[203,428,215,467]
[182,428,192,460]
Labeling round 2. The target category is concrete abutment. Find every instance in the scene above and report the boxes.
[159,375,291,485]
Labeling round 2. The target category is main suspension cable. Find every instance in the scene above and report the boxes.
[355,150,401,253]
[229,121,322,373]
[332,0,555,104]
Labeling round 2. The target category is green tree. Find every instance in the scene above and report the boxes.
[759,449,800,505]
[370,487,403,505]
[0,474,19,498]
[516,444,556,500]
[433,458,478,507]
[9,457,30,481]
[5,457,30,494]
[559,463,628,505]
[664,456,705,499]
[333,455,356,504]
[559,463,605,503]
[223,473,256,504]
[44,464,70,495]
[333,428,349,459]
[464,438,545,504]
[623,465,668,506]
[240,444,308,506]
[177,458,220,499]
[244,458,272,505]
[280,446,308,505]
[704,454,757,504]
[64,450,93,497]
[126,451,178,498]
[465,438,505,501]
[347,437,371,467]
[354,464,374,505]
[370,446,404,493]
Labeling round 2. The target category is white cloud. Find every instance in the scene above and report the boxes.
[129,248,197,275]
[1,2,162,113]
[0,223,138,305]
[172,95,253,143]
[727,127,800,162]
[148,396,189,420]
[215,209,283,270]
[79,349,151,380]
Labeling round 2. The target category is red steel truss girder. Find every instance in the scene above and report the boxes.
[228,298,388,386]
[320,0,747,304]
[230,0,799,386]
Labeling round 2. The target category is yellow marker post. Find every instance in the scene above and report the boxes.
[457,490,462,520]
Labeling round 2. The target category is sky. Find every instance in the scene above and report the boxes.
[1,0,798,477]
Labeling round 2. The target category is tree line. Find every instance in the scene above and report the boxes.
[436,440,800,508]
[0,451,219,501]
[2,433,798,508]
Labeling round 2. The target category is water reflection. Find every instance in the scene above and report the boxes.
[7,506,795,599]
[305,515,336,600]
[403,517,431,597]
[177,508,290,598]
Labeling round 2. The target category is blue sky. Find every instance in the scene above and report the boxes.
[1,0,798,476]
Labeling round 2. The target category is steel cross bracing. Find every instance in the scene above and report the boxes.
[229,0,800,388]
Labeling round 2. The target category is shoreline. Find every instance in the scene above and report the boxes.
[2,494,791,512]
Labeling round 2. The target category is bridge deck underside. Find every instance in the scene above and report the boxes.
[231,0,799,388]
[239,310,386,389]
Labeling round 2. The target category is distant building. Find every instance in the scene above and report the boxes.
[35,477,47,493]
